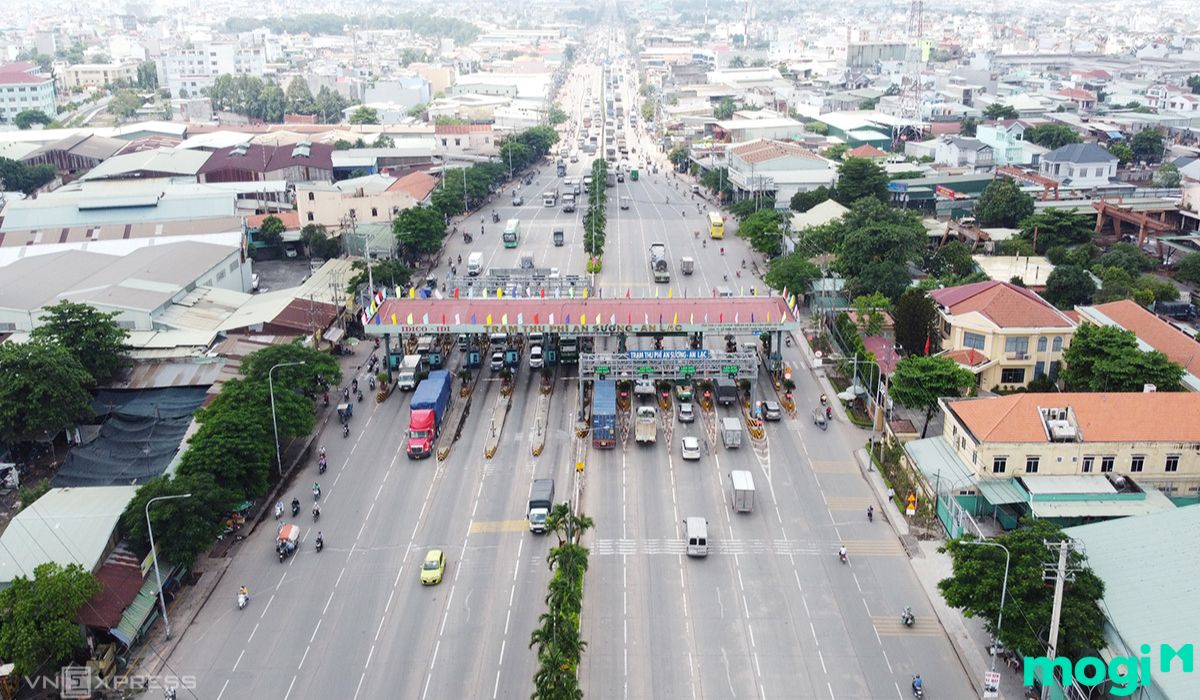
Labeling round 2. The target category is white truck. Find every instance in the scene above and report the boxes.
[467,252,483,276]
[720,417,743,449]
[635,406,658,444]
[680,257,694,275]
[397,355,425,391]
[730,470,755,513]
[650,243,669,283]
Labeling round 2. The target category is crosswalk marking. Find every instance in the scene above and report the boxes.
[589,538,905,557]
[470,519,529,534]
[872,616,943,637]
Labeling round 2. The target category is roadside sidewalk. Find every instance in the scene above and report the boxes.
[854,449,1027,700]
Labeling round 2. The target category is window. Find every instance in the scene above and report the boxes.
[992,456,1007,474]
[371,207,378,217]
[1130,455,1144,473]
[1000,368,1026,384]
[1025,456,1040,473]
[1037,336,1047,352]
[1034,362,1045,379]
[1005,336,1029,355]
[963,332,985,350]
[229,260,238,272]
[1052,336,1063,352]
[1166,455,1180,473]
[1100,456,1115,473]
[1082,456,1094,473]
[454,138,461,146]
[307,191,314,200]
[215,270,226,282]
[306,212,314,221]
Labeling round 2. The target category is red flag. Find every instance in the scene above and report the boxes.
[540,288,545,298]
[441,314,446,325]
[534,313,539,324]
[923,334,930,355]
[626,288,630,299]
[454,288,459,300]
[719,313,724,323]
[969,347,976,364]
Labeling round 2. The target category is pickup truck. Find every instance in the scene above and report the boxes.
[635,406,657,444]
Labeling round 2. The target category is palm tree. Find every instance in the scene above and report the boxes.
[531,644,582,700]
[730,55,747,68]
[547,543,590,576]
[544,572,582,615]
[545,502,573,546]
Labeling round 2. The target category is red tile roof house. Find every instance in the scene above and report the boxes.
[198,142,334,184]
[930,280,1076,390]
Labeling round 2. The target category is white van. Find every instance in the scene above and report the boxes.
[685,517,709,557]
[489,333,508,349]
[467,252,483,276]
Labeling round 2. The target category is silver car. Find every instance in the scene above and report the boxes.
[678,403,695,423]
[680,436,701,460]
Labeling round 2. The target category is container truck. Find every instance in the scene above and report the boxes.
[528,479,555,533]
[650,243,669,283]
[407,370,451,459]
[592,380,617,448]
[730,470,755,512]
[721,417,743,449]
[634,406,658,444]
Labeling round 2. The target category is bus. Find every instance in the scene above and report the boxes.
[708,212,725,239]
[503,219,520,248]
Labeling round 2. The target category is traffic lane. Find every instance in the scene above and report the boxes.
[623,439,697,699]
[578,445,624,699]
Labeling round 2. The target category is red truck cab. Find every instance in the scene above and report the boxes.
[407,409,436,458]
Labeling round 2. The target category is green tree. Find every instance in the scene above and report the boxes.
[286,77,316,115]
[850,260,912,301]
[975,178,1034,227]
[13,109,52,129]
[714,96,737,120]
[1134,274,1179,304]
[0,563,101,677]
[0,158,57,195]
[30,301,129,383]
[1092,266,1136,305]
[929,240,976,278]
[700,167,734,203]
[852,292,890,335]
[120,472,229,567]
[1061,324,1184,392]
[136,60,159,89]
[260,82,287,123]
[805,121,828,135]
[1154,162,1181,188]
[764,253,821,295]
[205,375,314,443]
[347,258,412,293]
[940,520,1106,660]
[547,105,568,125]
[407,102,428,119]
[832,157,889,205]
[107,89,143,120]
[982,103,1019,119]
[1018,209,1094,254]
[1043,264,1096,309]
[1175,252,1200,285]
[736,209,784,256]
[0,341,93,444]
[239,343,341,395]
[959,116,978,137]
[348,106,379,124]
[1189,75,1200,95]
[790,186,830,213]
[890,355,975,437]
[313,85,350,123]
[1130,130,1164,163]
[1064,242,1101,268]
[393,205,448,260]
[667,145,689,171]
[1097,242,1152,277]
[640,100,654,121]
[1108,142,1133,167]
[257,215,286,246]
[1024,124,1082,150]
[836,218,926,278]
[892,288,939,356]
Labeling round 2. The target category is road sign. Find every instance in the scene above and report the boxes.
[626,349,710,360]
[638,366,653,374]
[982,671,1000,698]
[722,365,738,374]
[680,365,696,374]
[595,366,610,376]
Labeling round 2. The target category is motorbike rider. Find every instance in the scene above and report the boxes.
[912,675,923,692]
[274,500,284,518]
[702,239,707,248]
[240,585,249,600]
[867,505,874,522]
[343,423,350,438]
[313,483,321,499]
[719,247,724,256]
[839,545,848,562]
[902,606,914,624]
[312,502,321,519]
[291,497,300,514]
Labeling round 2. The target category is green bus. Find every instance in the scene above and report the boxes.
[503,219,520,248]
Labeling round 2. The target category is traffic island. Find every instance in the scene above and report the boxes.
[531,390,552,457]
[484,390,513,459]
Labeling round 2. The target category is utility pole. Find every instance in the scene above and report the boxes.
[1040,539,1078,700]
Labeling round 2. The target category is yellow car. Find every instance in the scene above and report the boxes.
[420,549,446,585]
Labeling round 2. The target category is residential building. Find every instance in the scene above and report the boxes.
[933,136,995,172]
[156,43,266,99]
[1055,87,1097,112]
[433,124,497,156]
[1075,300,1200,392]
[713,116,806,144]
[975,121,1027,166]
[1038,143,1118,189]
[845,144,888,161]
[725,139,837,208]
[59,62,140,90]
[198,142,334,184]
[0,61,57,124]
[1167,94,1200,113]
[297,174,423,228]
[930,280,1075,389]
[940,392,1200,499]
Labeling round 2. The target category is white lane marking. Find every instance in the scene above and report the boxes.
[298,644,310,670]
[818,649,828,674]
[246,622,259,643]
[283,674,296,700]
[322,590,335,616]
[309,618,322,644]
[231,649,245,672]
[882,649,894,673]
[216,679,229,700]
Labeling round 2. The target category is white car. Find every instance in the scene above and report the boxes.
[680,436,701,461]
[529,345,544,369]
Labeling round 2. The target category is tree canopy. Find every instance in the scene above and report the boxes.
[0,563,101,677]
[348,106,379,124]
[764,253,821,297]
[1176,252,1200,285]
[257,215,285,246]
[940,519,1106,661]
[30,301,129,383]
[832,157,889,205]
[1024,124,1082,150]
[0,341,94,444]
[0,158,56,195]
[736,209,784,256]
[393,205,449,260]
[890,355,974,437]
[13,109,52,130]
[1061,323,1184,392]
[892,288,940,356]
[1130,130,1164,163]
[975,178,1035,228]
[1042,264,1096,309]
[790,186,830,213]
[1018,209,1094,255]
[982,103,1019,119]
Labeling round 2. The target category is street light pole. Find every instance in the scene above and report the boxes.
[269,361,307,475]
[146,493,192,640]
[960,539,1011,672]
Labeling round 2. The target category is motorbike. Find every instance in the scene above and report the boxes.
[867,506,874,522]
[238,592,248,610]
[315,536,324,552]
[318,458,327,475]
[838,549,848,565]
[357,390,363,403]
[785,336,792,347]
[826,405,833,420]
[322,392,329,407]
[911,676,924,698]
[820,393,828,405]
[902,607,915,627]
[313,485,321,501]
[369,377,376,391]
[312,505,320,522]
[291,499,300,517]
[343,424,350,438]
[274,501,283,519]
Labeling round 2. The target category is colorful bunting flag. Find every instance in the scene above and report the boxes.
[422,313,429,324]
[502,314,508,325]
[517,313,523,325]
[391,313,397,325]
[580,313,587,325]
[672,312,678,325]
[668,288,673,299]
[486,314,492,325]
[406,312,414,324]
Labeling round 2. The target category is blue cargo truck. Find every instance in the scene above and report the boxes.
[591,380,617,449]
[407,370,452,459]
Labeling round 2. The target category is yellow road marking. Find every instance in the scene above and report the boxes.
[470,519,529,534]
